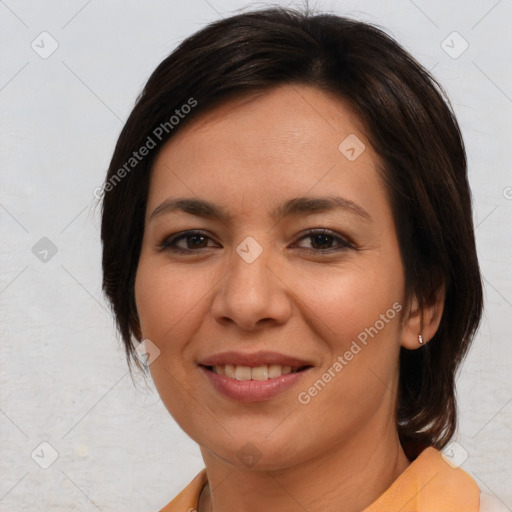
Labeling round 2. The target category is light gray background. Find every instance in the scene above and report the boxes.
[1,0,511,510]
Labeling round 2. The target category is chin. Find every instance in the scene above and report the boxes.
[199,431,315,472]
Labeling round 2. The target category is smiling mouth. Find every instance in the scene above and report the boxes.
[202,364,312,381]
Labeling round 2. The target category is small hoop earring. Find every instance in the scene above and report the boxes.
[418,334,424,345]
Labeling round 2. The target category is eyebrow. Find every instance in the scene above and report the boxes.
[149,195,371,223]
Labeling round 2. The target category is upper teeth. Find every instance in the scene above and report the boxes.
[213,364,295,380]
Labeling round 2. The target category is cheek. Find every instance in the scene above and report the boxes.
[135,259,206,341]
[291,259,404,397]
[134,259,210,432]
[295,258,404,343]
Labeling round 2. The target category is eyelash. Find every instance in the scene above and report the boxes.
[158,229,355,254]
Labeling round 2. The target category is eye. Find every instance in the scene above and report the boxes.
[159,230,220,253]
[159,228,354,254]
[292,229,354,252]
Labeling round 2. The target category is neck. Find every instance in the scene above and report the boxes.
[198,419,410,512]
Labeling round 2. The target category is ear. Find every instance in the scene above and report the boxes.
[400,284,445,350]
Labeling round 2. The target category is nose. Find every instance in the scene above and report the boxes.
[210,242,292,331]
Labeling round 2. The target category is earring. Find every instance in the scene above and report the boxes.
[418,334,424,345]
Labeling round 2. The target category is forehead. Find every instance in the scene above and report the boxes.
[158,84,368,162]
[148,84,389,221]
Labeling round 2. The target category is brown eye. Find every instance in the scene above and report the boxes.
[159,231,220,252]
[310,233,336,249]
[293,229,353,252]
[182,234,209,249]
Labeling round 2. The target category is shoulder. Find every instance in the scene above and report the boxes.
[480,492,509,512]
[159,469,208,512]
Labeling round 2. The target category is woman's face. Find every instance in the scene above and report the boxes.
[135,84,409,470]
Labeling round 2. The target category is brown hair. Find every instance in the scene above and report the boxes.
[100,7,483,450]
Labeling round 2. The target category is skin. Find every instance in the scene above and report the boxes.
[134,84,444,512]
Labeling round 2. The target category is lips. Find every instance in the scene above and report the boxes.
[198,351,314,402]
[199,350,313,369]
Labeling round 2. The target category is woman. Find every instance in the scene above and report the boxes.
[100,7,502,511]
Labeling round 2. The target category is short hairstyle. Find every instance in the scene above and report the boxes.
[100,7,483,450]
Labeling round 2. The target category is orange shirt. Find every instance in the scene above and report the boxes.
[159,447,480,512]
